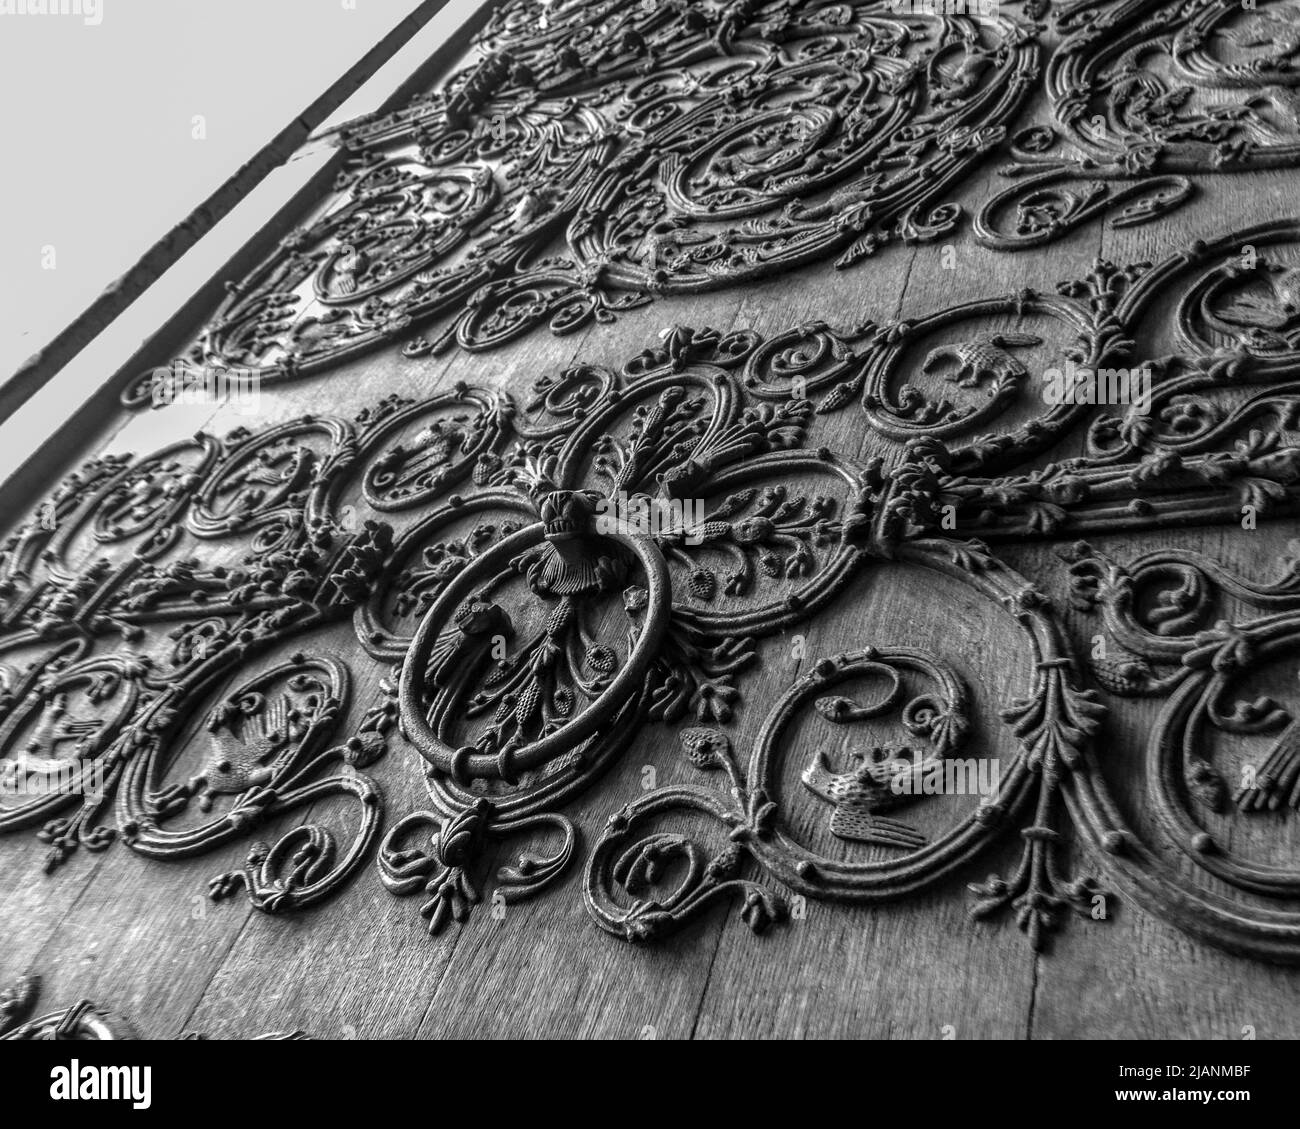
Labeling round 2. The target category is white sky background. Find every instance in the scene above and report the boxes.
[0,0,435,379]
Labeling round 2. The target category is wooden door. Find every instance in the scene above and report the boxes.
[5,0,1300,1040]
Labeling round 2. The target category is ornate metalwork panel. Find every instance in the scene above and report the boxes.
[7,0,1300,1038]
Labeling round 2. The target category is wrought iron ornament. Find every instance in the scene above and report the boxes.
[7,213,1300,959]
[976,0,1300,249]
[0,975,136,1041]
[7,0,1300,967]
[0,975,306,1040]
[118,0,1300,398]
[124,0,1034,396]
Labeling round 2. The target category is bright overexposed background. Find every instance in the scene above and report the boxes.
[0,0,438,380]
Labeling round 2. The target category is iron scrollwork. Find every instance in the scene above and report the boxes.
[374,219,1300,957]
[0,974,306,1040]
[10,216,1300,960]
[0,403,411,912]
[976,0,1300,248]
[121,0,1044,397]
[9,0,1300,975]
[118,0,1300,397]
